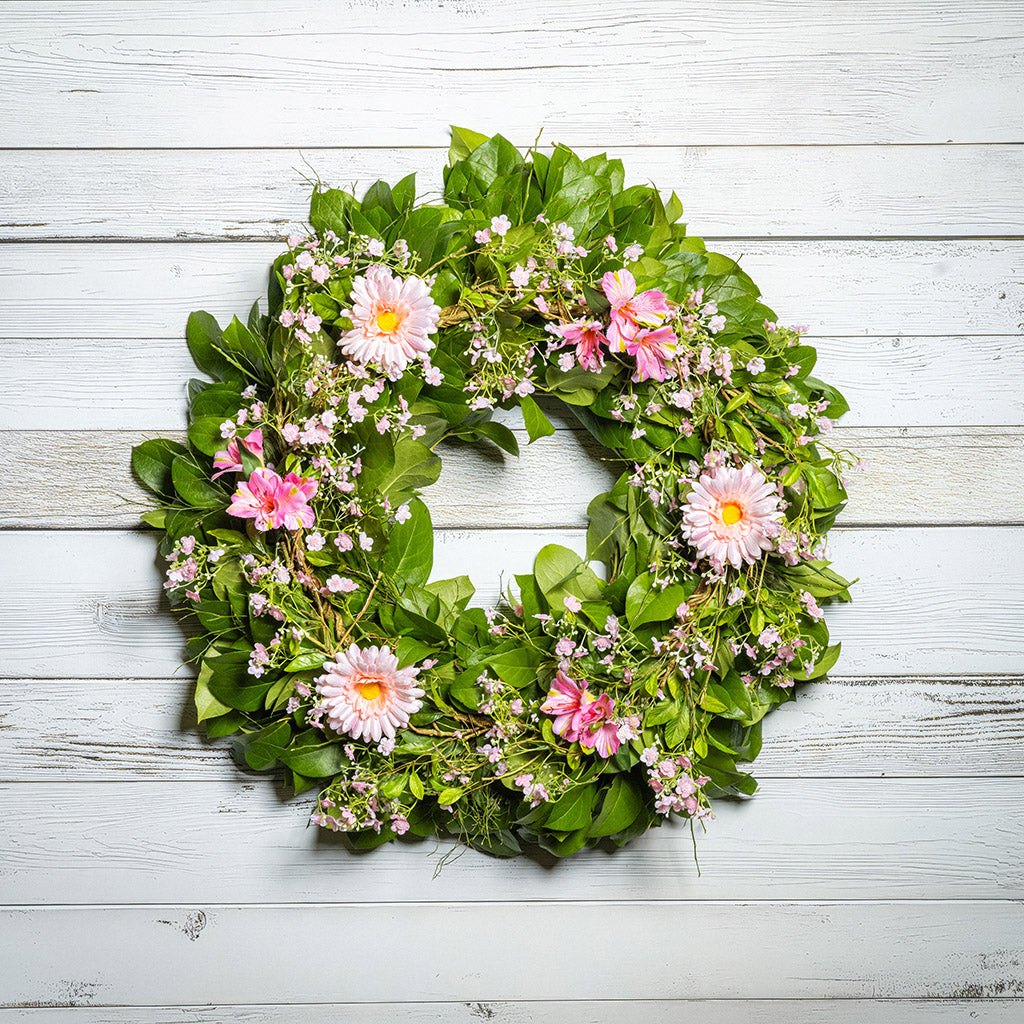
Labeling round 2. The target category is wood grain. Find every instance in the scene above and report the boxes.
[2,1,1023,146]
[1,1002,1022,1023]
[0,527,1021,679]
[3,336,1022,431]
[1,903,1021,1003]
[1,241,1021,339]
[2,778,1022,904]
[4,145,1023,240]
[5,676,1019,781]
[2,426,1018,529]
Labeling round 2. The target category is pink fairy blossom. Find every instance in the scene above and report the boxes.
[625,326,678,382]
[316,643,425,743]
[490,214,511,237]
[228,468,317,532]
[558,319,607,371]
[540,670,621,758]
[681,462,782,568]
[601,269,671,351]
[338,266,440,377]
[212,428,264,479]
[510,265,531,288]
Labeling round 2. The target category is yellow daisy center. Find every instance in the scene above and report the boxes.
[720,501,743,526]
[356,679,382,701]
[376,309,400,333]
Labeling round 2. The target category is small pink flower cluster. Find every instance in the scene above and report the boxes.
[312,775,408,836]
[641,750,711,817]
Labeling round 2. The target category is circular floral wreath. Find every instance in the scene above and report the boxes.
[133,128,853,859]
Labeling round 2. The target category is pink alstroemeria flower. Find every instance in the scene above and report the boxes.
[576,693,621,759]
[558,320,607,371]
[601,269,671,350]
[625,326,679,383]
[540,670,621,758]
[212,428,264,479]
[229,468,317,531]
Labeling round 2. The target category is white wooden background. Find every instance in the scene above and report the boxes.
[1,1,1022,1020]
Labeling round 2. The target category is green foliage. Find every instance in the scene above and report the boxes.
[136,127,854,863]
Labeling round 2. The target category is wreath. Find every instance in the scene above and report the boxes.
[132,127,853,859]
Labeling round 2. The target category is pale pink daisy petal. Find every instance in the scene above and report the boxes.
[680,462,783,568]
[316,644,425,743]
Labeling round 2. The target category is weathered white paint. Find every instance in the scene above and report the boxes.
[2,426,1018,529]
[2,0,1022,1015]
[5,145,1024,240]
[1,903,1021,1003]
[0,1003,1021,1023]
[0,527,1021,679]
[5,676,1020,781]
[1,241,1021,339]
[2,1,1022,146]
[1,778,1021,903]
[5,336,1022,431]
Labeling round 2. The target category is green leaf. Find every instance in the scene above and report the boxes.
[533,544,604,605]
[545,783,597,832]
[188,415,230,457]
[171,456,225,509]
[471,420,520,456]
[278,732,348,778]
[194,661,232,723]
[448,125,490,164]
[186,311,236,380]
[625,573,695,628]
[436,787,464,805]
[589,776,643,838]
[377,438,442,503]
[383,498,434,588]
[520,394,556,443]
[426,575,475,614]
[285,649,328,672]
[132,438,186,499]
[244,720,292,771]
[793,642,842,681]
[484,646,543,688]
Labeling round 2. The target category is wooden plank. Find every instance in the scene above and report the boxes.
[1,778,1021,904]
[1,241,1021,339]
[0,527,1021,679]
[4,145,1024,240]
[3,336,1022,431]
[1,902,1021,1003]
[5,675,1019,781]
[1,426,1018,530]
[2,2,1022,146]
[2,1002,1022,1023]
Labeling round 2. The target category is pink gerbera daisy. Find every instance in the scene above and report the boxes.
[681,462,782,568]
[338,266,440,377]
[316,644,425,743]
